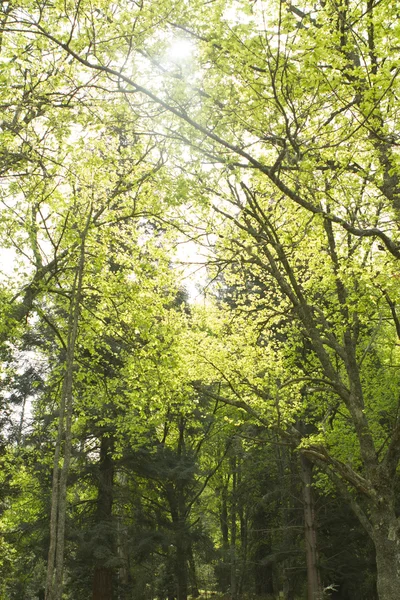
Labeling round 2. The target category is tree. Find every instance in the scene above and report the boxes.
[2,0,400,598]
[185,188,400,598]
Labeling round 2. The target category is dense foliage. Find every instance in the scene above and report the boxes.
[0,1,400,599]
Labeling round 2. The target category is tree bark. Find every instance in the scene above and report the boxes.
[165,418,190,600]
[92,433,115,600]
[369,484,400,600]
[230,455,237,600]
[221,483,229,549]
[282,449,297,600]
[175,534,188,600]
[300,456,322,600]
[373,532,400,600]
[45,219,90,600]
[188,544,200,598]
[92,567,113,600]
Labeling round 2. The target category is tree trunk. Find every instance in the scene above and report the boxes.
[221,483,229,549]
[218,481,230,592]
[280,447,297,600]
[92,567,113,600]
[230,456,237,600]
[300,456,322,600]
[92,433,115,600]
[370,505,400,600]
[165,489,189,600]
[238,500,247,596]
[176,418,189,600]
[188,544,200,598]
[175,535,188,600]
[45,231,87,600]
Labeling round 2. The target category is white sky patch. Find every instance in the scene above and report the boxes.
[166,38,195,62]
[3,348,47,440]
[174,238,209,304]
[223,3,256,25]
[0,247,18,279]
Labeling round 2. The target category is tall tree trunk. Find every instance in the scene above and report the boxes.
[373,535,400,600]
[238,500,247,596]
[370,494,400,600]
[187,543,199,598]
[45,221,89,600]
[92,433,115,600]
[220,484,229,550]
[165,418,190,600]
[175,534,188,600]
[92,568,113,600]
[166,489,189,600]
[230,456,237,600]
[176,417,189,600]
[300,456,322,600]
[282,449,297,600]
[218,480,230,592]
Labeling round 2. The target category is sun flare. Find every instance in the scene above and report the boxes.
[166,38,194,62]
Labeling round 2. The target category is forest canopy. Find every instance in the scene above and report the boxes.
[0,1,400,599]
